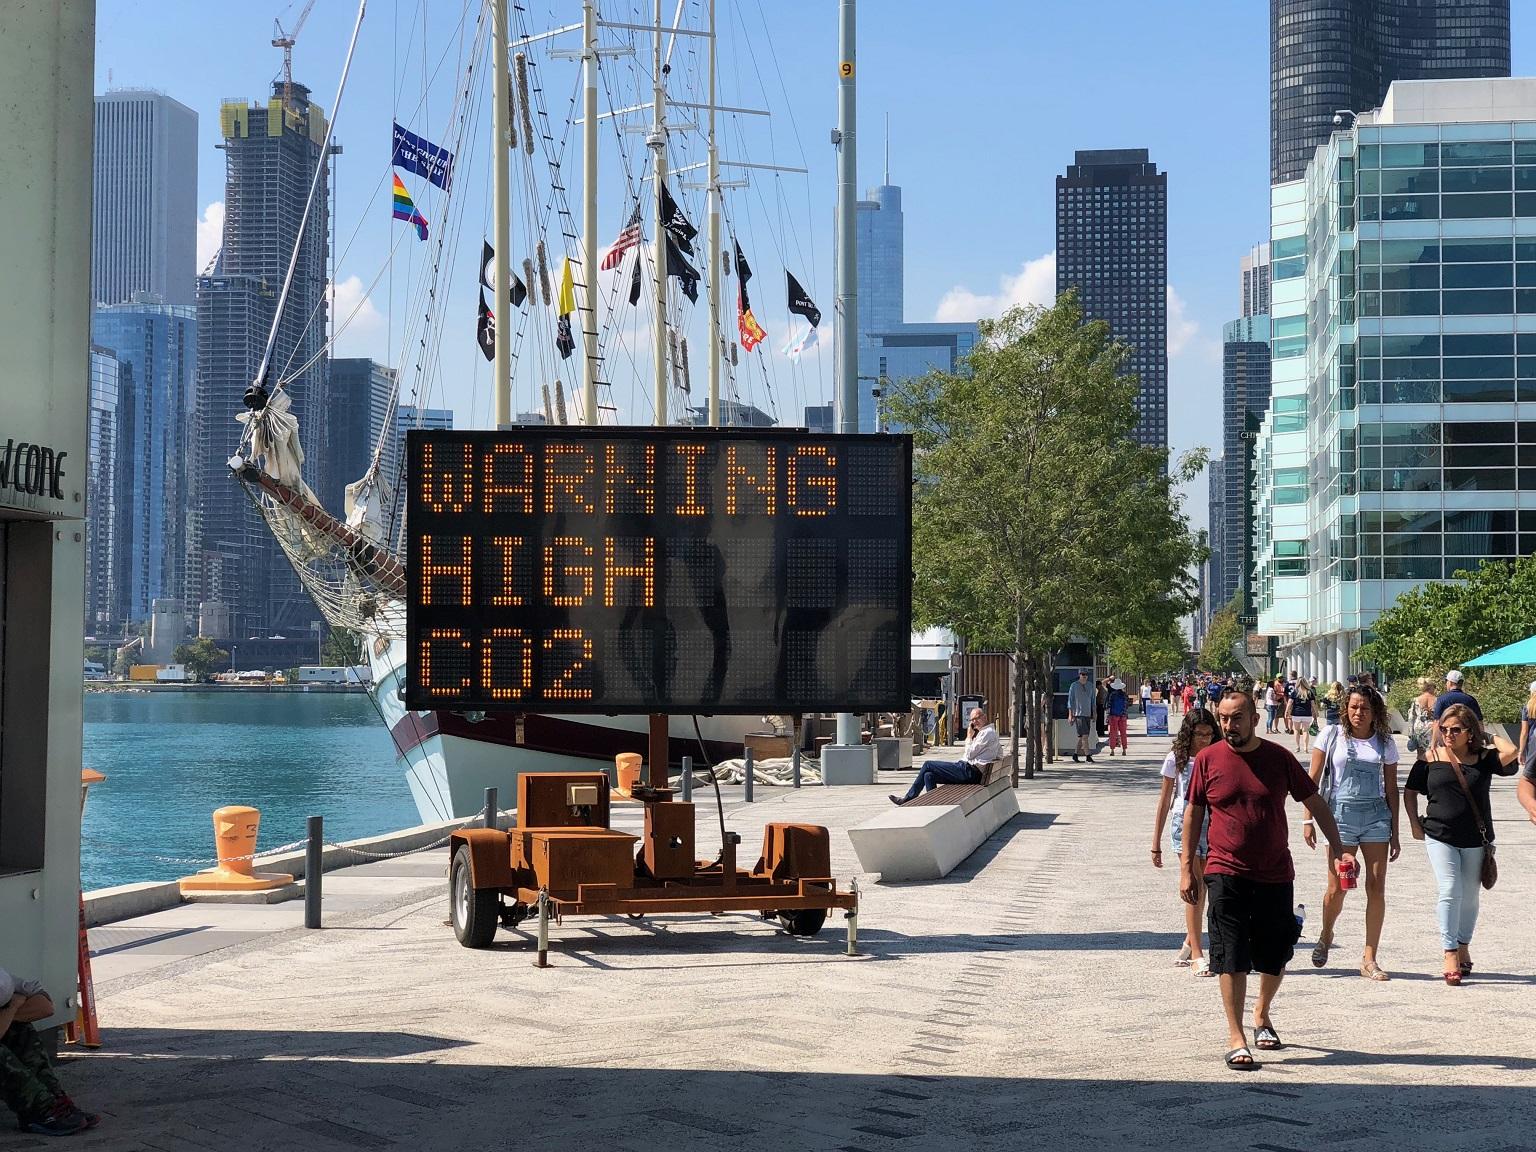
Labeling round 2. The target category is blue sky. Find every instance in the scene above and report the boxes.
[94,1,1536,529]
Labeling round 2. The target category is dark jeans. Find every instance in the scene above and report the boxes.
[1,1023,64,1120]
[901,759,981,801]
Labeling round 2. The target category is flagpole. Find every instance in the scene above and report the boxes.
[492,0,513,428]
[706,0,720,428]
[834,0,862,755]
[581,0,599,426]
[649,0,669,426]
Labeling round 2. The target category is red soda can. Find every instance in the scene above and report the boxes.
[1339,857,1358,890]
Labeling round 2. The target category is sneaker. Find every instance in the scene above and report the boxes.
[21,1101,87,1136]
[56,1097,99,1131]
[1071,753,1080,762]
[888,794,906,806]
[1085,755,1094,763]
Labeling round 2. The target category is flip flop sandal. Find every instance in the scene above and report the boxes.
[1361,961,1391,982]
[1459,960,1473,974]
[1192,958,1213,977]
[1225,1047,1260,1071]
[1310,940,1330,968]
[1175,942,1192,966]
[1253,1025,1283,1051]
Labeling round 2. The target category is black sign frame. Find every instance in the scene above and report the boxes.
[404,427,912,714]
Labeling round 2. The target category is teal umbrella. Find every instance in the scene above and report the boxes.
[1463,634,1536,666]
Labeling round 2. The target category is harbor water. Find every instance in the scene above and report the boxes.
[81,691,413,892]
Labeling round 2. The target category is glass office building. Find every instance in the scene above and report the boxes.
[1255,77,1536,680]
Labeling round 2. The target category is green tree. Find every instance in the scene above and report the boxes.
[1199,595,1244,673]
[1109,618,1188,678]
[320,627,364,668]
[888,291,1206,777]
[173,637,230,682]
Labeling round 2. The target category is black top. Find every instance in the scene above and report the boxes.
[1405,751,1516,848]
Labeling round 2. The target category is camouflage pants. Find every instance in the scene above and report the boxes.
[1,1023,63,1120]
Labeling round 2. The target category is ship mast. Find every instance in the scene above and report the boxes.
[491,0,512,427]
[581,0,599,426]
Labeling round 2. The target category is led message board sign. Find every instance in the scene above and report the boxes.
[404,428,912,713]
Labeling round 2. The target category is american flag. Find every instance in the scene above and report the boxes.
[600,202,643,270]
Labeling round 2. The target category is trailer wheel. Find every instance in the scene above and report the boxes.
[779,909,827,937]
[451,845,499,948]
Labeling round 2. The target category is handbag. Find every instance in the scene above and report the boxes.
[1443,755,1499,890]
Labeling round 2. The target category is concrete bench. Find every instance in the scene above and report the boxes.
[846,753,1020,882]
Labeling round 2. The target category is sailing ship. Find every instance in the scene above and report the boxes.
[228,0,838,823]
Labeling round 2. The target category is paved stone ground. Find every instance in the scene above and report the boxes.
[15,723,1536,1151]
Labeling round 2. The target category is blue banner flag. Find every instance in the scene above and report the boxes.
[391,122,454,191]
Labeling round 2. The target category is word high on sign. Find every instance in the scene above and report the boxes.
[404,429,911,714]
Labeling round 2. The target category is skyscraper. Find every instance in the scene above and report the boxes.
[1241,242,1271,318]
[85,347,124,634]
[1220,314,1272,613]
[93,90,198,306]
[1055,149,1169,449]
[1270,0,1510,185]
[190,82,332,640]
[856,183,903,340]
[92,298,196,626]
[327,358,398,515]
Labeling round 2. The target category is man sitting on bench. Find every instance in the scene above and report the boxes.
[891,708,1000,805]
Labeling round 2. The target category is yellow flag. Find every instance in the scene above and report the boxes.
[557,257,576,317]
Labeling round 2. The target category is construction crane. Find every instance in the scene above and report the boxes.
[271,0,318,115]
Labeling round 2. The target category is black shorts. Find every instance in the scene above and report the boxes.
[1205,873,1300,977]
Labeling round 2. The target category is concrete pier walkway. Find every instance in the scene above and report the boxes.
[31,726,1536,1151]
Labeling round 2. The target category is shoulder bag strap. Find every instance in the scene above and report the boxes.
[1443,756,1491,847]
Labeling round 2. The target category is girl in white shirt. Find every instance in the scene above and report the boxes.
[1152,707,1218,976]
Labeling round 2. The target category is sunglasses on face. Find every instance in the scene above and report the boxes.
[1439,725,1466,737]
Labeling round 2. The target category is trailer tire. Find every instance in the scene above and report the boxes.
[451,845,499,948]
[779,908,827,937]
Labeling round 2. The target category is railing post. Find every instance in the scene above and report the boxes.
[304,815,322,929]
[534,888,550,968]
[681,755,693,802]
[484,787,498,830]
[743,747,754,802]
[792,747,801,789]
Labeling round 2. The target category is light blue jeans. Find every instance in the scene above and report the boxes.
[1424,837,1485,952]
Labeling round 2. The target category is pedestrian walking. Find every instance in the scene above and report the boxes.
[1433,670,1482,723]
[1096,677,1109,739]
[1140,680,1153,716]
[1403,704,1518,983]
[1107,678,1130,756]
[1304,686,1400,980]
[1153,707,1218,976]
[1323,681,1344,728]
[1180,692,1352,1070]
[1183,681,1197,714]
[1405,677,1437,757]
[1288,678,1316,754]
[1263,679,1280,734]
[1068,669,1097,763]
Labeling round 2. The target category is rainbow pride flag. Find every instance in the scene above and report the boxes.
[391,172,428,240]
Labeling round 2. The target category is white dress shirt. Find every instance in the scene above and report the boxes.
[964,723,1000,765]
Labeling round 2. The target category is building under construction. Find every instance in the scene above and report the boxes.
[190,80,331,641]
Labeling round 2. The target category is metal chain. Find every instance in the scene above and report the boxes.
[145,831,459,868]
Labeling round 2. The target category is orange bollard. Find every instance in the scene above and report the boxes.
[614,753,643,798]
[178,805,295,893]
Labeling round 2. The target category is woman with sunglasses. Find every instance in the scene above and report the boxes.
[1403,704,1519,984]
[1151,708,1218,976]
[1302,686,1399,980]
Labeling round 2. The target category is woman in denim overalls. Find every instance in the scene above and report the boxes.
[1152,708,1218,976]
[1302,685,1401,980]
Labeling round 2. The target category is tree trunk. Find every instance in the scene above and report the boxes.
[1041,653,1056,763]
[1023,649,1039,778]
[1010,650,1023,786]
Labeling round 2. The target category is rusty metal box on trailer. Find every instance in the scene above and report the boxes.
[755,823,831,881]
[643,801,695,880]
[516,828,638,891]
[517,772,611,830]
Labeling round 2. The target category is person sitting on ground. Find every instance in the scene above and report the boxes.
[1068,669,1097,763]
[890,708,999,805]
[0,967,99,1136]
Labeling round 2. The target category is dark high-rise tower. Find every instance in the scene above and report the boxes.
[190,82,331,641]
[1271,1,1510,184]
[1055,149,1168,449]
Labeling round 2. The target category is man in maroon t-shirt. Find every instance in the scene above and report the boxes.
[1181,692,1352,1070]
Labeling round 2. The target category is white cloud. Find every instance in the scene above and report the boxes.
[196,201,224,272]
[330,275,386,358]
[934,251,1057,322]
[1167,285,1206,358]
